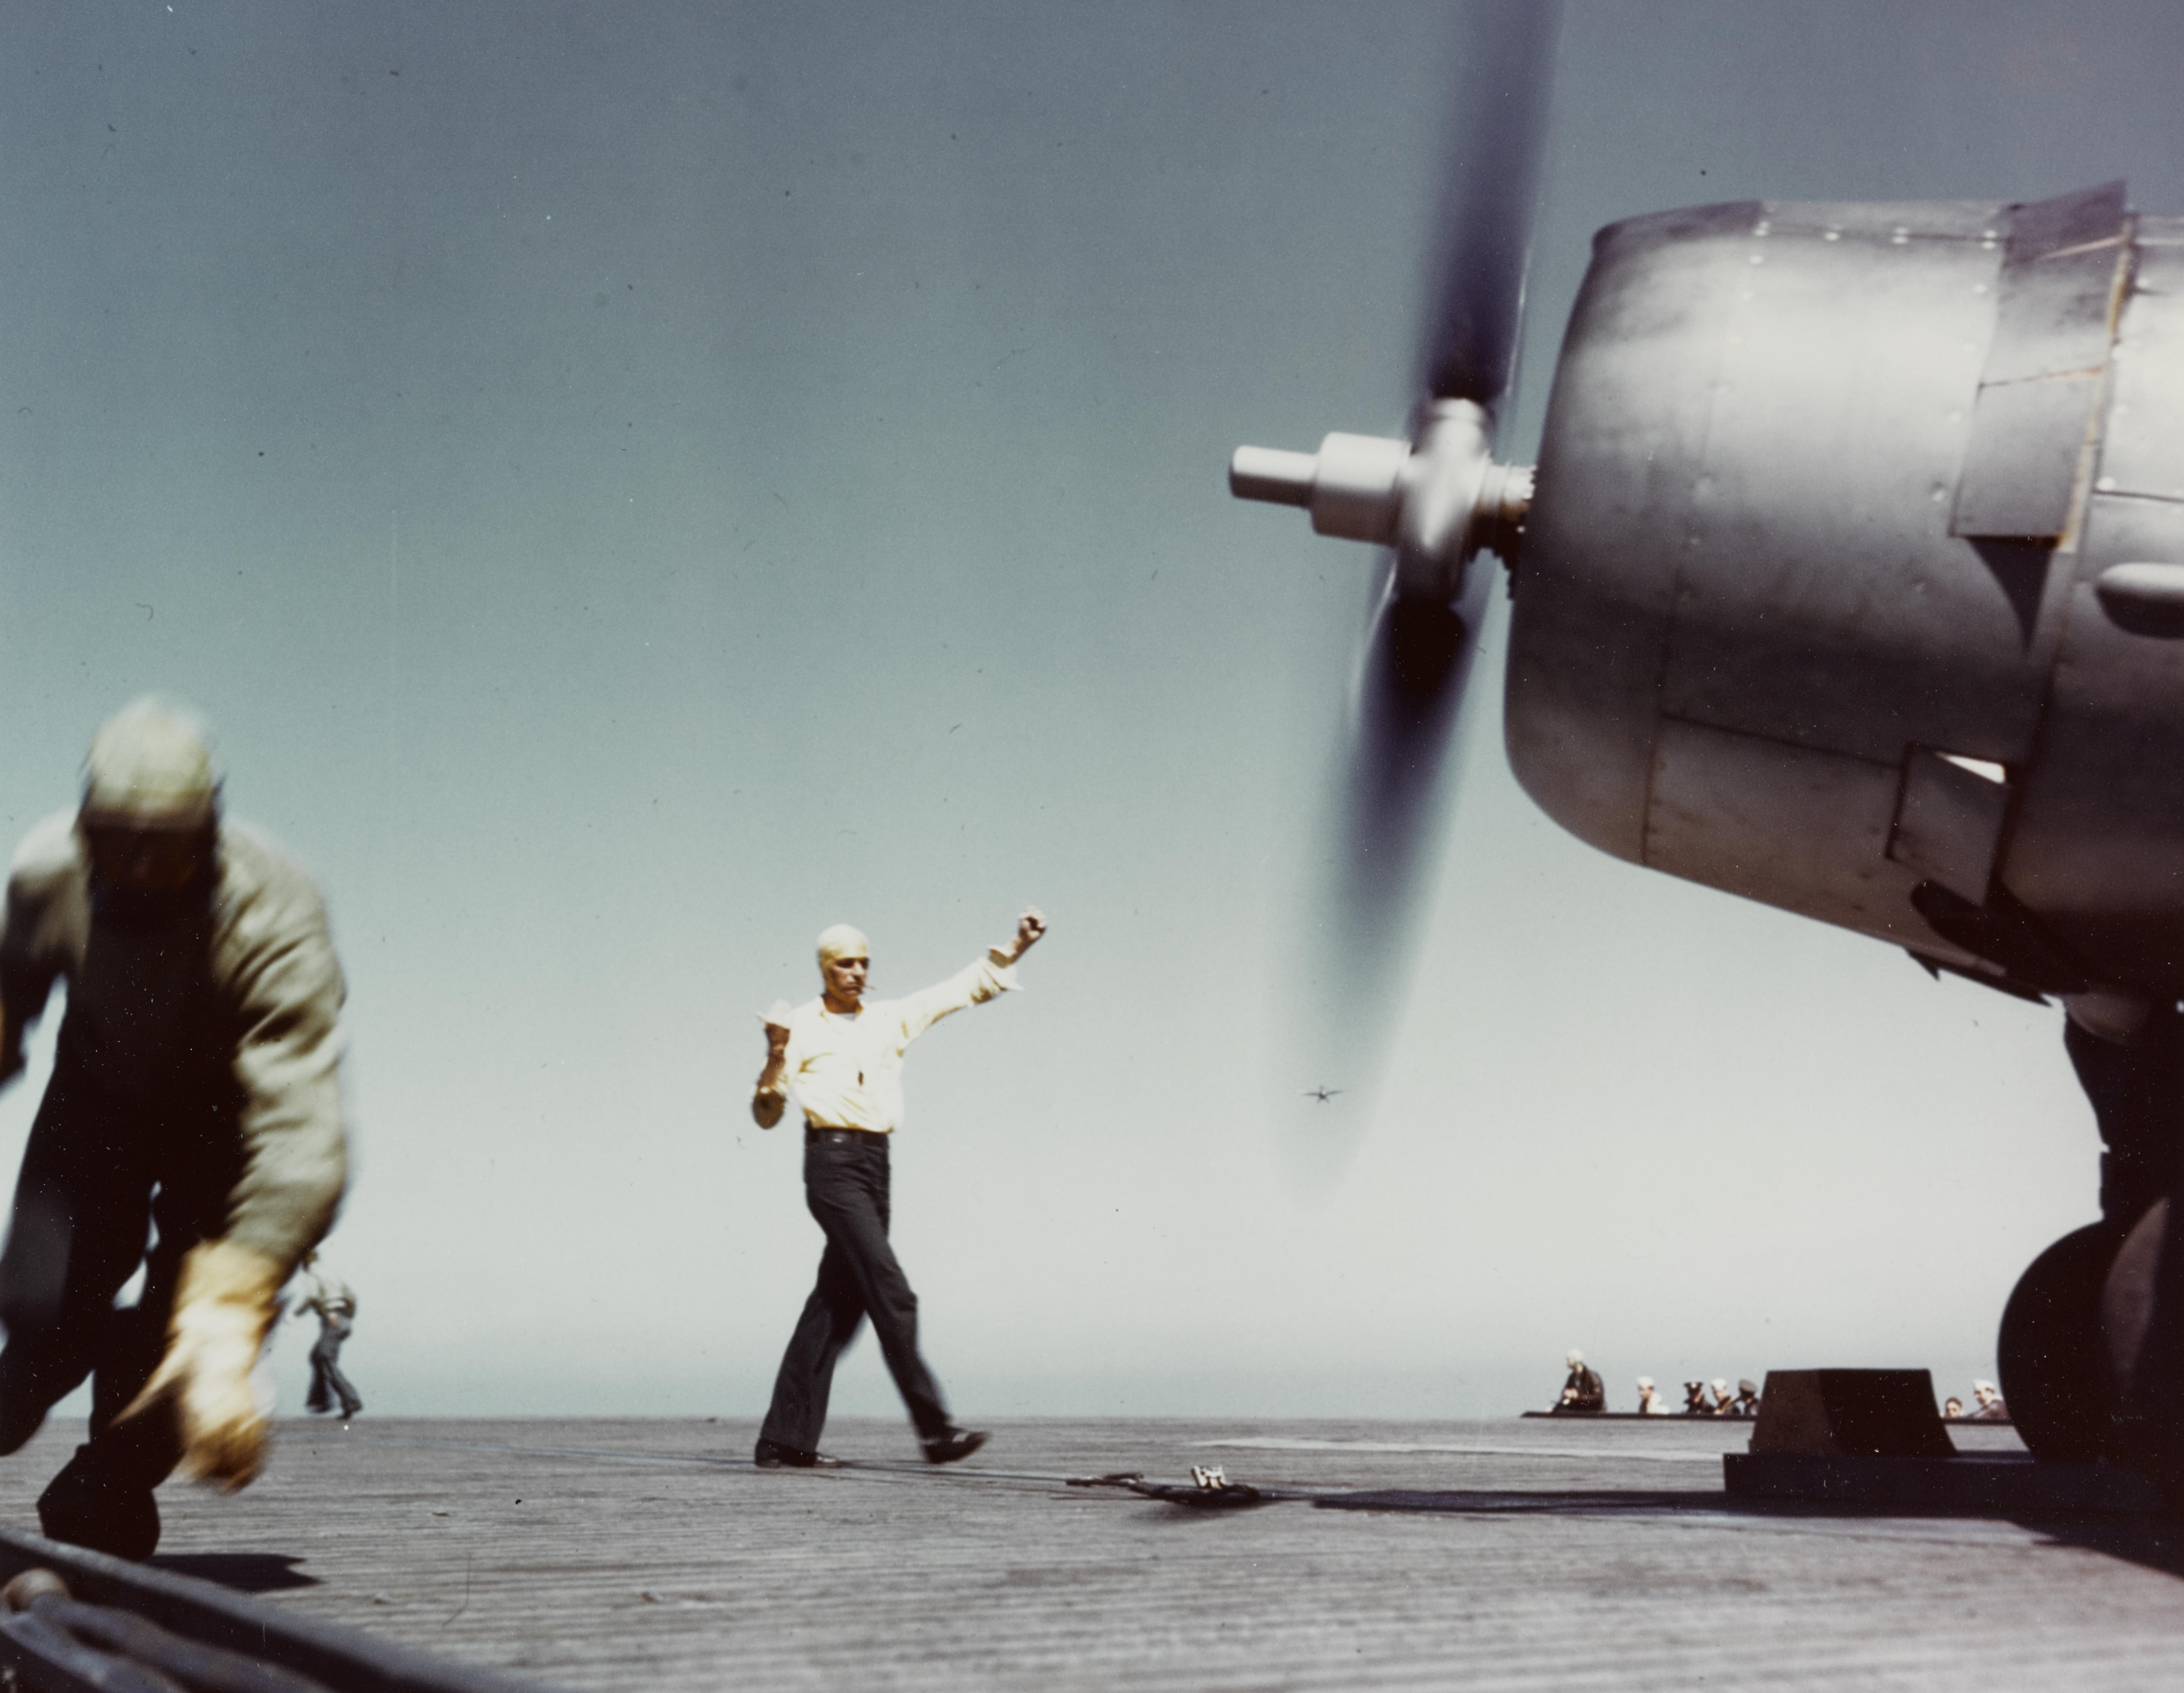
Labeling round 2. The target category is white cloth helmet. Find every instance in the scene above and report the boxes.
[817,924,870,967]
[80,698,219,830]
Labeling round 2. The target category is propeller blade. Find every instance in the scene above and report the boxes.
[1276,558,1494,1186]
[1416,0,1562,413]
[1342,578,1474,950]
[1260,0,1556,1185]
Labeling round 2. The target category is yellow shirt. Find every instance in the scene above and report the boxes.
[767,950,1019,1133]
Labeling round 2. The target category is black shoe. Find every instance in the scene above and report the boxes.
[37,1450,160,1561]
[753,1438,842,1469]
[921,1428,990,1466]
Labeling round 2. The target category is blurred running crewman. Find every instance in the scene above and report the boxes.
[0,700,348,1558]
[750,909,1046,1469]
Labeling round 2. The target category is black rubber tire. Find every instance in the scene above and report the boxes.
[1998,1221,2125,1463]
[2101,1199,2165,1407]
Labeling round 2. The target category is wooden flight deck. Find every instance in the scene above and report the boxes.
[0,1415,2176,1690]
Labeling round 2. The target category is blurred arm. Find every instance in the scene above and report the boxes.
[223,872,349,1274]
[0,821,77,1090]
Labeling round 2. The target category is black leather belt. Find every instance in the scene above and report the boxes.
[806,1124,888,1144]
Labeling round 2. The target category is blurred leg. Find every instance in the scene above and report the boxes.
[329,1362,363,1419]
[0,1073,153,1455]
[38,1092,245,1559]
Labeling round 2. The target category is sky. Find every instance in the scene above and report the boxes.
[0,0,2181,1426]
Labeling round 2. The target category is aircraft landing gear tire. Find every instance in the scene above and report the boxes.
[1998,1221,2125,1463]
[2101,1197,2184,1503]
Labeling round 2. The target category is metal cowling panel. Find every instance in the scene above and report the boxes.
[1508,190,2134,972]
[1951,181,2130,542]
[1651,206,2038,769]
[1641,717,1934,946]
[1504,202,1758,866]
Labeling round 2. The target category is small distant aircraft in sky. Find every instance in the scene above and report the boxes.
[1303,1086,1344,1103]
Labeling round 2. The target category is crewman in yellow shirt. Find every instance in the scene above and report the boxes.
[750,909,1046,1468]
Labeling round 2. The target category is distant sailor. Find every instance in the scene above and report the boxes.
[1732,1379,1762,1418]
[1636,1376,1670,1416]
[1682,1380,1710,1415]
[749,909,1047,1468]
[1553,1350,1605,1414]
[1970,1379,2009,1421]
[0,701,348,1558]
[296,1252,363,1420]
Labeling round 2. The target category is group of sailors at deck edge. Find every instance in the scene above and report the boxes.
[1551,1353,1762,1417]
[0,696,1038,1557]
[1550,1353,2009,1421]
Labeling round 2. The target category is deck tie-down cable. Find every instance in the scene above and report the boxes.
[1068,1466,1267,1509]
[0,1567,337,1693]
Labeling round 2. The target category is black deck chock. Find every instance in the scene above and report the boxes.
[0,1528,550,1693]
[1724,1452,2169,1513]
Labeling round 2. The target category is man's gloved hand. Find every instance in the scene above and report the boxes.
[116,1239,284,1491]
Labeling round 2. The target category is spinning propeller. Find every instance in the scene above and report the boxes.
[1232,0,1560,1159]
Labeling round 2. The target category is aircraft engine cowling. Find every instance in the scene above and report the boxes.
[1509,181,2184,998]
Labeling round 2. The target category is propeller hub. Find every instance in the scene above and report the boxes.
[1229,399,1533,601]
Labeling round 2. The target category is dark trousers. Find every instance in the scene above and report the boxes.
[0,1055,244,1493]
[760,1130,950,1451]
[307,1331,363,1418]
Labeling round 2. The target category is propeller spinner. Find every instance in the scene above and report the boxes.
[1229,400,1533,602]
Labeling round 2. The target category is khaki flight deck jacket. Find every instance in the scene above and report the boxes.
[0,810,348,1273]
